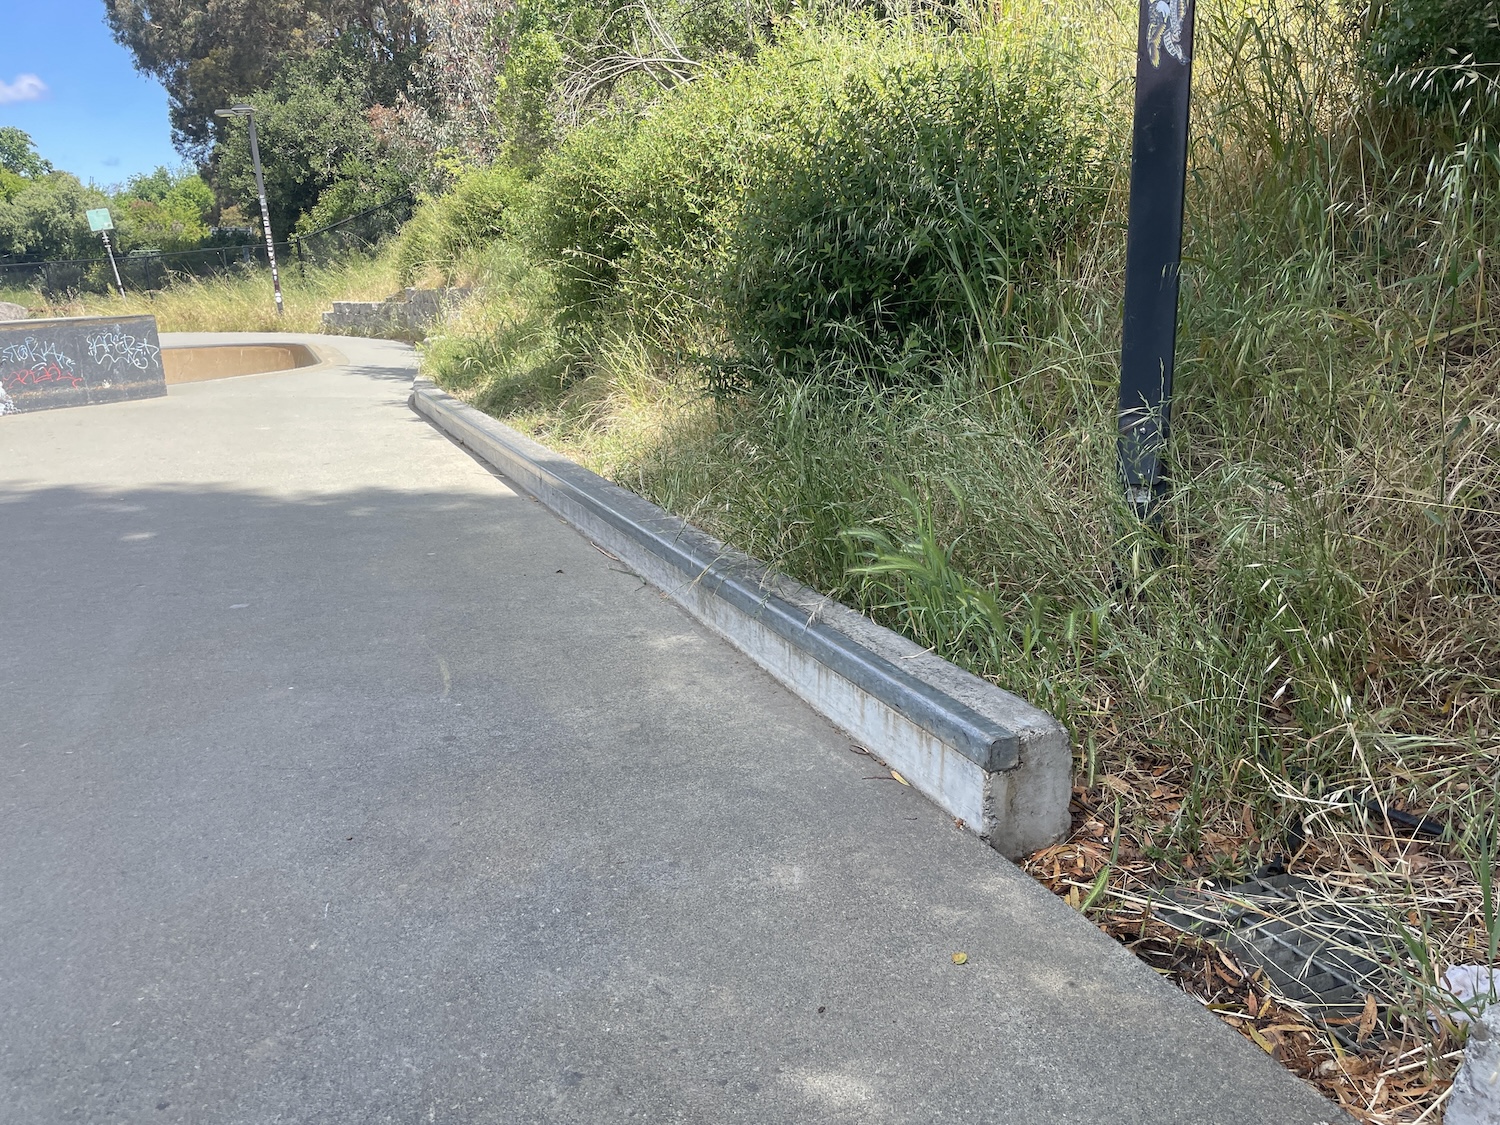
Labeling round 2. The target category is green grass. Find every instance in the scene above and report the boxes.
[426,253,1496,1111]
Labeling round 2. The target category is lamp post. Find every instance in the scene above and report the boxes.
[215,104,283,317]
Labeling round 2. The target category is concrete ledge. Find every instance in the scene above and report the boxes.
[409,378,1072,857]
[2,314,165,415]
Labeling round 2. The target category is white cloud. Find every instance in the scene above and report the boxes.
[0,74,48,105]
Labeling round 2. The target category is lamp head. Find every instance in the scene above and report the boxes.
[214,105,254,118]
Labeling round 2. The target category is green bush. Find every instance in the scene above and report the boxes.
[720,26,1110,382]
[395,164,532,285]
[1362,0,1500,125]
[526,40,837,334]
[525,21,1111,384]
[525,116,636,318]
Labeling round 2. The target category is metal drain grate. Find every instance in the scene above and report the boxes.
[1153,873,1402,1047]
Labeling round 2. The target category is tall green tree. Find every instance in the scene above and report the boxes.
[111,167,216,251]
[213,47,410,235]
[0,174,106,261]
[0,127,54,178]
[105,0,427,159]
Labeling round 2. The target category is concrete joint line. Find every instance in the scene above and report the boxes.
[409,379,1072,857]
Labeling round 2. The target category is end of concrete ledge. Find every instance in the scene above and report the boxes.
[985,722,1073,859]
[409,377,1072,858]
[1,313,166,415]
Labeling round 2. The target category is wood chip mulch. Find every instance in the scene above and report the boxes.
[1022,784,1468,1124]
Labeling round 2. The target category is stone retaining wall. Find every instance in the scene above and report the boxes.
[321,288,470,339]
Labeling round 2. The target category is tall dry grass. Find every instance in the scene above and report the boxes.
[6,253,402,333]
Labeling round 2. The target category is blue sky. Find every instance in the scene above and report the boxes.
[0,0,182,188]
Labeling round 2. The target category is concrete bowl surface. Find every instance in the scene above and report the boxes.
[161,342,332,384]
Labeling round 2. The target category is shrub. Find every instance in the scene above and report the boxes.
[526,37,841,335]
[395,164,532,285]
[524,115,636,318]
[1362,0,1500,125]
[524,20,1112,384]
[719,26,1110,383]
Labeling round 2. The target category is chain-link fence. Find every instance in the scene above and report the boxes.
[0,193,414,300]
[0,242,274,298]
[289,192,415,271]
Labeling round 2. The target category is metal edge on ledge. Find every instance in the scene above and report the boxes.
[409,377,1073,856]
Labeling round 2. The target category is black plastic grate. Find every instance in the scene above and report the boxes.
[1153,873,1401,1048]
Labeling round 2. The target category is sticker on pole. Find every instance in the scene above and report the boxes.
[1147,0,1188,66]
[86,208,114,232]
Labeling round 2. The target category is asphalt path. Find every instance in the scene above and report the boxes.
[0,333,1345,1124]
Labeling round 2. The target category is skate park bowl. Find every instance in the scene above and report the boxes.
[162,343,325,384]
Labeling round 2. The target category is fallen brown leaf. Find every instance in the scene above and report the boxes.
[1100,774,1132,796]
[1358,994,1378,1043]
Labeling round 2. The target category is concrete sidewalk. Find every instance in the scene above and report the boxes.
[0,333,1344,1124]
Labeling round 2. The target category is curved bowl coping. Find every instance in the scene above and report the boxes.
[410,378,1072,858]
[161,342,327,384]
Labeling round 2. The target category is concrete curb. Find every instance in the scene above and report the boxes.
[409,378,1072,857]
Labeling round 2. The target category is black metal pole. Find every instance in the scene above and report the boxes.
[1118,0,1197,521]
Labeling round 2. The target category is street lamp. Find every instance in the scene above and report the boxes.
[215,104,283,317]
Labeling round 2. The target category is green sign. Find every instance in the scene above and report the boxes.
[86,208,114,233]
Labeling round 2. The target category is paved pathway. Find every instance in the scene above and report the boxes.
[1,334,1345,1124]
